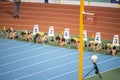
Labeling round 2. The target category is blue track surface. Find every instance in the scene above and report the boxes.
[0,38,120,80]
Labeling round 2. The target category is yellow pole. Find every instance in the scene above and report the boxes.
[119,4,120,8]
[88,0,90,6]
[58,0,60,4]
[3,26,6,30]
[61,30,64,35]
[92,34,94,38]
[79,0,84,80]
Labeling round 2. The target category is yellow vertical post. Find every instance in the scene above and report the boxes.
[88,0,90,6]
[92,34,94,38]
[58,0,60,4]
[118,4,120,8]
[79,0,84,80]
[61,30,64,35]
[3,26,6,30]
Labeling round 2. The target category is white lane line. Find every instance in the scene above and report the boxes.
[14,60,78,80]
[0,51,76,76]
[85,66,120,79]
[0,48,66,67]
[83,57,119,69]
[47,57,120,80]
[0,40,15,45]
[46,56,93,80]
[0,49,92,72]
[0,43,30,51]
[83,57,118,69]
[0,45,46,59]
[13,55,91,80]
[47,69,78,80]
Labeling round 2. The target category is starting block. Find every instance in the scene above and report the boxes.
[48,26,54,37]
[63,28,70,40]
[113,35,119,46]
[95,32,101,43]
[33,25,39,35]
[83,30,88,41]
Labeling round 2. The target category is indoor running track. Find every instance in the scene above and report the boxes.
[0,38,120,80]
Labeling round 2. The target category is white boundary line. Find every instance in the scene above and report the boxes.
[87,30,118,36]
[0,19,79,25]
[0,43,30,51]
[0,14,79,21]
[84,65,120,79]
[47,55,93,80]
[0,8,79,18]
[25,6,79,12]
[0,50,93,67]
[14,60,78,80]
[1,7,118,25]
[0,5,79,12]
[13,55,91,80]
[83,57,119,69]
[47,57,120,80]
[0,2,12,5]
[0,48,68,67]
[22,14,79,21]
[0,40,15,45]
[97,20,120,25]
[0,51,92,67]
[0,23,79,31]
[20,10,79,16]
[85,24,120,31]
[0,10,119,20]
[0,52,90,78]
[0,45,47,59]
[47,69,78,80]
[0,52,77,76]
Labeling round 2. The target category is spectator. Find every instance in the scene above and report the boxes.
[45,0,48,4]
[14,0,21,18]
